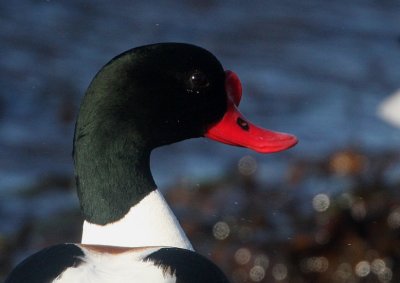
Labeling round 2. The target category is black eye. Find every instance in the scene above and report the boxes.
[187,70,210,94]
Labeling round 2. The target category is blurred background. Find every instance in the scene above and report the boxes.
[1,0,400,282]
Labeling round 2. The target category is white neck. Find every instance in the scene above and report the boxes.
[81,189,194,251]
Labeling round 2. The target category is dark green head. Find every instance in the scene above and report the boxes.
[73,43,297,224]
[73,43,227,224]
[75,43,227,151]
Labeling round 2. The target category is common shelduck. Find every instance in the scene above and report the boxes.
[5,43,297,283]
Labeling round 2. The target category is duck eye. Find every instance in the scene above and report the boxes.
[187,70,210,94]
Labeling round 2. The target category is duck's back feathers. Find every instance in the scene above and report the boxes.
[5,244,84,283]
[144,247,230,283]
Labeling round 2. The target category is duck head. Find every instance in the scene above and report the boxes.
[74,43,297,224]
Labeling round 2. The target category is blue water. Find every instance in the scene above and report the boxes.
[1,0,400,192]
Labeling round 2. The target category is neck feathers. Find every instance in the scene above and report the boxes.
[81,190,193,250]
[74,127,156,224]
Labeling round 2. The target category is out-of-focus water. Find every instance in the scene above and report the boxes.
[1,0,399,189]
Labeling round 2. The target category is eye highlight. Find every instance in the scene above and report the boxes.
[187,70,210,94]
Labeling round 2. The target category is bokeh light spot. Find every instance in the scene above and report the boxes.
[312,194,330,212]
[378,267,393,282]
[336,262,353,280]
[355,260,370,277]
[238,155,257,176]
[213,221,230,240]
[387,208,400,229]
[329,151,365,175]
[272,263,288,281]
[234,248,251,265]
[249,265,265,282]
[371,258,386,275]
[300,256,329,273]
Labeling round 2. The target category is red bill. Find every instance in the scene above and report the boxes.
[205,70,298,153]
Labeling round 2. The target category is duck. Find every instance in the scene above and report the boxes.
[5,43,298,283]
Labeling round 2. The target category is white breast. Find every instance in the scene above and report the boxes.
[53,247,176,283]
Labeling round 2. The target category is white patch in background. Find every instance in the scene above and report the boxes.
[53,246,176,283]
[81,190,193,250]
[378,89,400,128]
